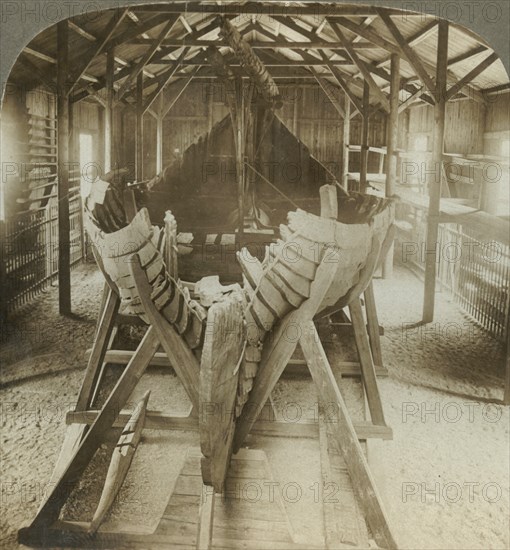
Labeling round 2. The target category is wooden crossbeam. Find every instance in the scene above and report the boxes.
[398,86,425,113]
[328,21,390,112]
[165,56,352,67]
[128,38,377,49]
[333,16,400,55]
[447,44,488,67]
[108,13,176,48]
[66,410,393,440]
[378,10,436,94]
[22,47,98,83]
[142,48,189,114]
[311,69,345,117]
[161,65,201,118]
[375,20,438,70]
[326,62,363,114]
[133,3,404,16]
[18,53,56,92]
[116,16,179,100]
[68,9,129,93]
[71,17,218,103]
[446,52,498,100]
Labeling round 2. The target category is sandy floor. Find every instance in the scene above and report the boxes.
[0,261,508,549]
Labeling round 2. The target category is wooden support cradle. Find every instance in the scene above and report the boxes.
[19,183,398,549]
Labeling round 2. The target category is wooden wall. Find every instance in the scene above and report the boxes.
[120,80,388,181]
[483,93,510,156]
[405,100,486,155]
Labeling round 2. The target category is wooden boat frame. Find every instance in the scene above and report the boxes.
[18,185,399,549]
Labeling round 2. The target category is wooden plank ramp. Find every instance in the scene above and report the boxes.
[20,448,322,549]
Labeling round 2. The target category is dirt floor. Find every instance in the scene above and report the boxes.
[0,261,509,549]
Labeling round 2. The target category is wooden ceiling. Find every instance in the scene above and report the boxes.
[7,2,510,112]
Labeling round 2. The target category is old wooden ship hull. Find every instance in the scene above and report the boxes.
[81,178,395,515]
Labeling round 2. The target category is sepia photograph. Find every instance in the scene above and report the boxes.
[0,1,509,548]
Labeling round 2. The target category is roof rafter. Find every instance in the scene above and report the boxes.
[446,52,499,100]
[377,10,436,93]
[327,20,390,112]
[116,16,180,100]
[68,8,129,93]
[142,48,190,114]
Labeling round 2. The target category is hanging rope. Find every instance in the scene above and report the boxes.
[244,162,300,209]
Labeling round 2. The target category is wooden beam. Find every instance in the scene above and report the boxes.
[398,86,424,113]
[57,21,71,315]
[448,45,488,67]
[333,16,400,55]
[385,54,399,198]
[116,16,178,100]
[135,73,144,181]
[342,92,351,188]
[359,82,370,194]
[142,48,189,114]
[156,114,163,174]
[423,19,448,323]
[446,52,498,100]
[300,323,398,549]
[382,54,399,278]
[68,9,128,93]
[67,410,393,440]
[312,69,344,117]
[327,63,363,114]
[18,54,56,92]
[328,20,390,112]
[378,10,435,94]
[133,3,404,16]
[375,20,437,70]
[108,14,176,48]
[129,38,377,49]
[28,326,160,530]
[161,65,200,118]
[104,48,115,172]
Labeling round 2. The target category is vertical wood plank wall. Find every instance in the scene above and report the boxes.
[118,81,387,180]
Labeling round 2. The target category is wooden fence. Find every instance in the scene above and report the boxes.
[395,202,509,341]
[0,195,84,316]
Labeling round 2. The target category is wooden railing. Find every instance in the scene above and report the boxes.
[394,200,509,342]
[0,195,84,316]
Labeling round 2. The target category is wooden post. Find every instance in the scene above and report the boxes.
[236,79,245,240]
[156,115,163,174]
[423,20,448,323]
[342,92,351,188]
[104,47,115,173]
[382,54,400,278]
[360,82,369,194]
[57,20,71,315]
[135,73,144,181]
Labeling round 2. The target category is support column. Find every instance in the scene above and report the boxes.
[156,115,163,174]
[57,20,71,315]
[382,54,400,278]
[423,20,448,323]
[235,79,245,240]
[135,73,144,181]
[360,82,369,194]
[341,92,351,189]
[104,47,115,173]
